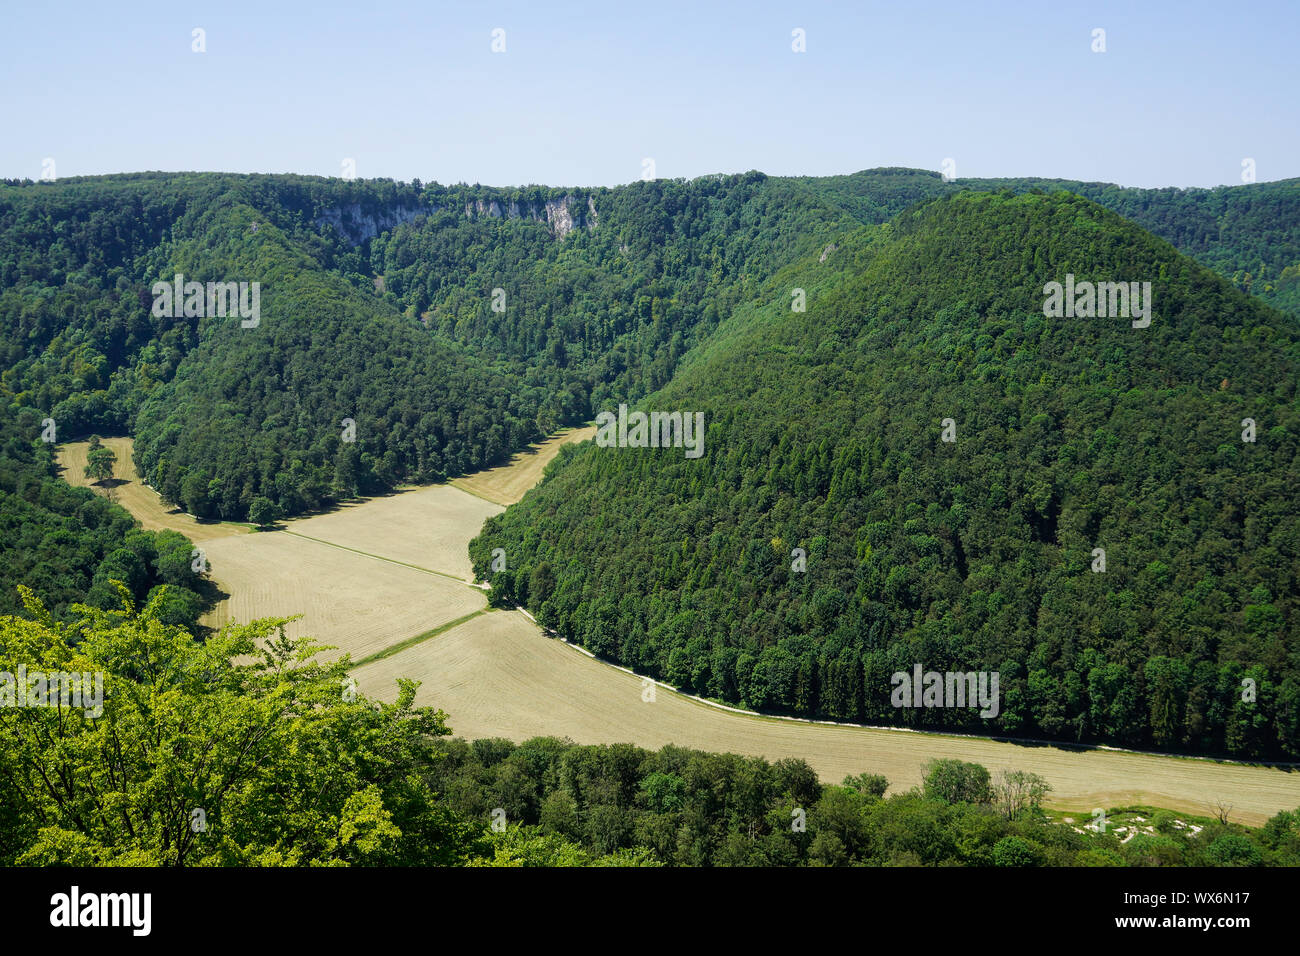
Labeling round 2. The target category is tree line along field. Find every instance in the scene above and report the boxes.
[56,436,487,663]
[54,432,1300,827]
[55,436,246,542]
[353,605,1300,827]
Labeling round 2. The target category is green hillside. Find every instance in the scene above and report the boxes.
[129,197,541,517]
[471,190,1300,759]
[4,168,1298,524]
[795,167,1300,317]
[0,171,860,519]
[0,405,204,626]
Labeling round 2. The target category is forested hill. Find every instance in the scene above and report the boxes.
[470,190,1300,760]
[1,168,1296,525]
[129,198,543,518]
[0,171,859,520]
[793,167,1300,318]
[0,405,205,626]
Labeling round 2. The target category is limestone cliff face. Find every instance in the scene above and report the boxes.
[314,203,423,245]
[462,194,596,238]
[318,192,598,245]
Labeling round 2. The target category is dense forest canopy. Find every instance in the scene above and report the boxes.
[0,405,204,628]
[796,167,1300,318]
[2,167,1298,764]
[2,168,1296,521]
[0,170,859,519]
[471,190,1300,760]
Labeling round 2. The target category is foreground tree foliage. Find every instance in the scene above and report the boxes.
[2,588,1296,867]
[922,759,993,805]
[0,587,485,866]
[425,735,1298,867]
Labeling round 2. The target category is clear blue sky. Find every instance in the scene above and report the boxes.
[2,0,1296,188]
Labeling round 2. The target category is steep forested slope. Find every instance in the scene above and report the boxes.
[0,171,861,520]
[472,191,1300,759]
[371,172,858,413]
[0,405,204,625]
[797,168,1300,317]
[129,197,541,517]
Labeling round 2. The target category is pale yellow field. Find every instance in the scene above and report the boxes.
[199,531,485,664]
[57,436,486,660]
[451,426,595,505]
[355,609,1300,827]
[284,485,502,581]
[55,437,246,542]
[58,432,1300,826]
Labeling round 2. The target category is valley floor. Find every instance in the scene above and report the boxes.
[56,431,1300,827]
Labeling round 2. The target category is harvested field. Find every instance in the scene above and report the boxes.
[284,485,501,581]
[55,437,246,542]
[199,531,485,664]
[451,425,595,505]
[355,609,1300,827]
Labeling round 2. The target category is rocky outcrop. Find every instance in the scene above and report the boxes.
[462,194,596,239]
[315,203,423,245]
[319,193,597,245]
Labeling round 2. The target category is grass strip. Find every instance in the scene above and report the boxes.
[350,609,487,669]
[447,480,507,506]
[282,531,467,583]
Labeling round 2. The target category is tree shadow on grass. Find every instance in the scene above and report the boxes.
[191,575,231,642]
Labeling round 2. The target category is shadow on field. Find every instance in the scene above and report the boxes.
[989,733,1300,771]
[282,485,435,521]
[192,577,231,642]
